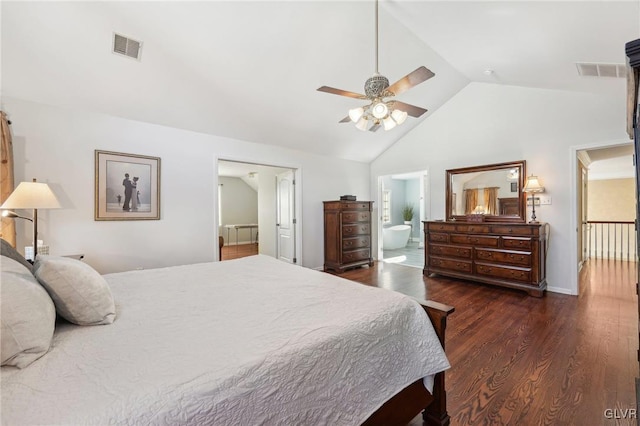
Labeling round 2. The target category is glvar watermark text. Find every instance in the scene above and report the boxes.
[604,408,636,419]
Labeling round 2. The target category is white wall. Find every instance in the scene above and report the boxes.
[258,169,277,258]
[219,176,258,245]
[3,97,370,273]
[372,82,628,295]
[404,178,420,239]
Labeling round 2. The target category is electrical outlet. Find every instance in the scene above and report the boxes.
[538,195,552,205]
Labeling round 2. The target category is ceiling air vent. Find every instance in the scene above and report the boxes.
[113,33,142,60]
[575,62,626,78]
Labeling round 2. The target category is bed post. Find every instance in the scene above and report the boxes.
[420,300,454,426]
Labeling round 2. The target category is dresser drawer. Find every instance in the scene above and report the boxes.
[341,249,370,263]
[342,211,370,223]
[450,234,499,247]
[341,203,370,210]
[475,249,531,266]
[502,237,532,250]
[343,236,370,250]
[456,224,490,234]
[430,244,472,259]
[430,257,472,273]
[342,223,370,236]
[491,226,532,236]
[429,233,449,243]
[476,263,531,282]
[429,223,456,232]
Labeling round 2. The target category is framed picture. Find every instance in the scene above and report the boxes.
[95,150,161,220]
[510,182,518,192]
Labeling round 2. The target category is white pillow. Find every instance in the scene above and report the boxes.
[33,255,116,326]
[1,256,56,368]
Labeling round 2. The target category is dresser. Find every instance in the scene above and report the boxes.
[423,221,548,297]
[324,201,373,273]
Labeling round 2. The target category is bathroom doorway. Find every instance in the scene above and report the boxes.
[378,170,429,269]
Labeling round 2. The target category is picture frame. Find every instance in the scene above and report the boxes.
[95,150,161,220]
[510,182,518,192]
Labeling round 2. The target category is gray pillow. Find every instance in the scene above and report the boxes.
[33,255,116,326]
[1,257,56,368]
[1,238,33,271]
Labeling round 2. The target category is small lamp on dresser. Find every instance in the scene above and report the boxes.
[523,175,545,223]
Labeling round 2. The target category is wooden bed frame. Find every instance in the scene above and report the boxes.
[363,299,455,426]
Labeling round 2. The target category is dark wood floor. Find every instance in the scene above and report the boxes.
[220,243,258,261]
[338,259,638,426]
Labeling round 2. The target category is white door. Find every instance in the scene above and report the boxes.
[276,170,296,263]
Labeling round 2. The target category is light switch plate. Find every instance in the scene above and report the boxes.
[538,195,552,205]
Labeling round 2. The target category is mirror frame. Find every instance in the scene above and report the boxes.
[445,160,527,223]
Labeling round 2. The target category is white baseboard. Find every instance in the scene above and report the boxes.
[546,286,576,296]
[225,240,256,246]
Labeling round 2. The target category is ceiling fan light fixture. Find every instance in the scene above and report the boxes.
[391,109,408,125]
[372,101,388,119]
[382,115,397,131]
[355,116,369,131]
[349,107,365,123]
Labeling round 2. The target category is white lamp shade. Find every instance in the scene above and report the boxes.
[372,102,388,119]
[391,109,408,125]
[382,115,397,130]
[0,181,61,209]
[523,175,544,193]
[348,107,364,123]
[355,116,368,131]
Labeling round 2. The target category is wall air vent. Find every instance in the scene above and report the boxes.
[113,33,142,60]
[575,62,626,78]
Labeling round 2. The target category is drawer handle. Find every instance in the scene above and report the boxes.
[345,241,352,246]
[508,228,513,233]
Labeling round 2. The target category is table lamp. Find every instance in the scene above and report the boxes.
[1,178,61,259]
[522,175,545,223]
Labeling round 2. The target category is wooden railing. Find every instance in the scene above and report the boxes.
[585,221,637,261]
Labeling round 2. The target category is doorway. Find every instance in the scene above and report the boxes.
[573,142,635,295]
[377,170,429,269]
[217,160,299,264]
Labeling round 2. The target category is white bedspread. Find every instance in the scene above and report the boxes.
[1,255,449,425]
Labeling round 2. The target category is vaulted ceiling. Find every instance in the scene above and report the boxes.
[1,1,636,163]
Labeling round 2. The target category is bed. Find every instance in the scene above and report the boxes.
[1,249,453,425]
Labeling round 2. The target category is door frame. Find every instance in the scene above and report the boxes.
[569,138,633,295]
[214,155,303,265]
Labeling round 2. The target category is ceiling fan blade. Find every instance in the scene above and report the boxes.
[339,116,351,123]
[369,123,381,132]
[317,86,368,100]
[387,66,435,96]
[393,101,428,118]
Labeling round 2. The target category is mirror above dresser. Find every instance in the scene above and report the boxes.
[446,160,526,223]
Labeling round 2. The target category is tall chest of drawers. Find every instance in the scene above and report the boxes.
[424,221,548,297]
[324,201,374,273]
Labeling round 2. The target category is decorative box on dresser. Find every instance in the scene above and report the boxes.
[324,201,374,273]
[423,221,548,297]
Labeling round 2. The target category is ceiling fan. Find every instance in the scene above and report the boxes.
[317,0,434,132]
